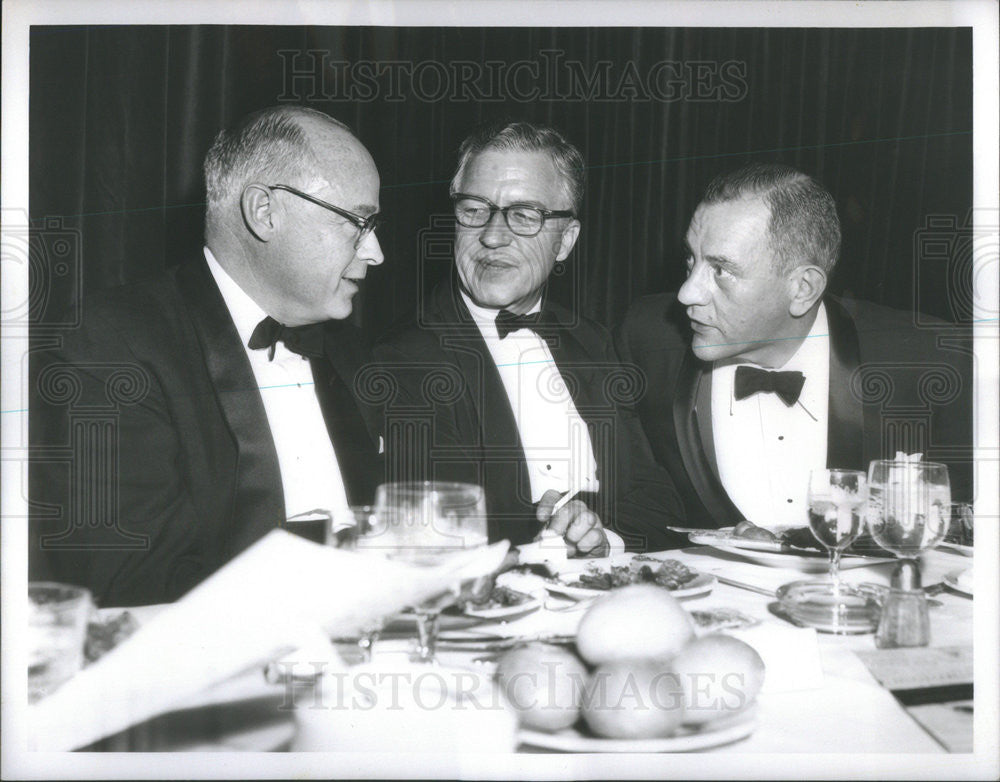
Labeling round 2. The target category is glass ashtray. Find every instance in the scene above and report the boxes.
[776,580,887,634]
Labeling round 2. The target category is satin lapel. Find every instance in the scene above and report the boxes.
[673,350,743,525]
[825,297,865,470]
[175,259,284,556]
[314,324,381,506]
[695,366,719,479]
[436,284,532,541]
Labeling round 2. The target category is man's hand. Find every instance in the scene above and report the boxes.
[536,489,610,558]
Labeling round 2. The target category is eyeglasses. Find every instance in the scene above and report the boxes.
[269,184,383,248]
[450,193,574,237]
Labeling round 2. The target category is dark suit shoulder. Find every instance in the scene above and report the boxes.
[374,318,451,358]
[82,270,186,323]
[616,293,690,360]
[832,296,963,359]
[53,270,197,362]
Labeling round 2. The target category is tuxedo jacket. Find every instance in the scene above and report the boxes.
[372,277,686,551]
[29,258,381,606]
[614,294,974,527]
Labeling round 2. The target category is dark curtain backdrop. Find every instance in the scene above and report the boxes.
[30,25,972,336]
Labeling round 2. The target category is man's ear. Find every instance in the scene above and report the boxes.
[554,219,581,262]
[788,265,827,317]
[241,184,278,241]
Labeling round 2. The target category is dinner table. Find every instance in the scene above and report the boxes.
[71,542,976,761]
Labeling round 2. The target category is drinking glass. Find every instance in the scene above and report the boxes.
[368,482,489,663]
[866,460,951,564]
[328,505,389,661]
[807,468,868,589]
[29,583,93,703]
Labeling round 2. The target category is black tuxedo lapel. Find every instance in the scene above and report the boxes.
[825,297,865,471]
[175,259,284,556]
[311,325,381,507]
[433,284,535,543]
[673,350,743,525]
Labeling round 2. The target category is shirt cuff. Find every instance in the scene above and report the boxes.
[604,528,625,556]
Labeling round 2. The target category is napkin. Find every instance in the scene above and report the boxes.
[28,530,509,751]
[727,624,825,693]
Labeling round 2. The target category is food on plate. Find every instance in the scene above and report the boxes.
[498,593,767,740]
[689,608,760,634]
[84,611,139,664]
[581,659,685,739]
[780,526,889,556]
[495,643,589,732]
[566,557,698,591]
[669,635,765,726]
[732,521,779,543]
[459,585,534,612]
[576,585,694,666]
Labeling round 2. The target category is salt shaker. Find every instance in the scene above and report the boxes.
[875,560,930,648]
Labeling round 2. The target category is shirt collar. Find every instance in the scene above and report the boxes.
[204,246,268,347]
[714,302,829,375]
[778,302,829,375]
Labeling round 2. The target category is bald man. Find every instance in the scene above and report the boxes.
[30,106,386,605]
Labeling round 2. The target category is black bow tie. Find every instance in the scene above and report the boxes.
[495,309,547,340]
[733,365,806,406]
[247,316,325,360]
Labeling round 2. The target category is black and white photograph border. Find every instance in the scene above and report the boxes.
[2,0,998,779]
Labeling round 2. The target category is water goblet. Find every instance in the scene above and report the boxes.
[866,460,951,570]
[807,468,868,590]
[779,469,879,634]
[328,505,391,662]
[369,482,489,663]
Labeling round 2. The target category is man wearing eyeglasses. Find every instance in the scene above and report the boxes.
[30,106,385,605]
[374,122,684,555]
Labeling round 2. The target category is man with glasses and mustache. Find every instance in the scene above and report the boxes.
[30,106,386,605]
[375,121,684,556]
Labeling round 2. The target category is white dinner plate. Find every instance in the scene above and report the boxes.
[688,535,894,573]
[944,568,973,595]
[687,528,788,553]
[518,705,757,753]
[461,592,543,621]
[544,572,716,601]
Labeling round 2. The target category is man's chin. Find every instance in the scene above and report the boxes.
[689,339,733,364]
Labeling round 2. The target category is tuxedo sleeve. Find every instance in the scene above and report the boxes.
[30,310,212,606]
[594,327,688,551]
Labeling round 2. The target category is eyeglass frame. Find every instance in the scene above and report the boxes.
[268,184,383,247]
[450,193,575,237]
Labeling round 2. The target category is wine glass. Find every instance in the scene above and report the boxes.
[778,468,878,635]
[866,460,951,567]
[367,482,489,663]
[328,506,390,662]
[807,468,868,589]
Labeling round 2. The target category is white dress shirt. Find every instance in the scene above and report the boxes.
[461,292,599,504]
[711,304,830,529]
[204,248,351,521]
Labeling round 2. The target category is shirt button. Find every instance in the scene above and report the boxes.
[787,499,793,503]
[778,435,785,441]
[546,464,552,471]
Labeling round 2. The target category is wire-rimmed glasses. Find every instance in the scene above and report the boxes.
[451,193,574,237]
[269,183,382,248]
